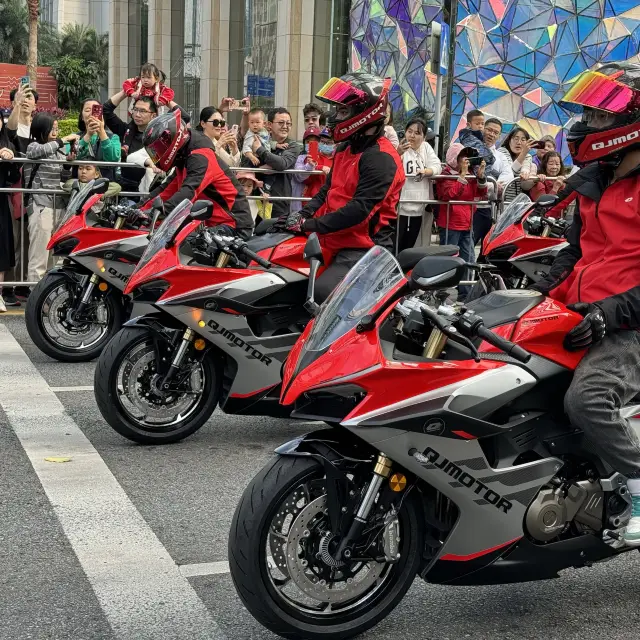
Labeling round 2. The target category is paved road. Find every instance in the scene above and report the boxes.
[2,314,640,640]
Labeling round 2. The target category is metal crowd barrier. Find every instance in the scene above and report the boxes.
[0,158,497,288]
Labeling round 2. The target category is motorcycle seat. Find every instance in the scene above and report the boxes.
[397,245,459,272]
[465,289,545,328]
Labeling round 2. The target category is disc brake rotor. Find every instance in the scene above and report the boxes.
[118,341,204,424]
[42,285,108,349]
[284,495,386,604]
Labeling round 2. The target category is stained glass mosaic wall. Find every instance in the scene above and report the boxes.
[350,0,640,162]
[452,0,640,162]
[350,0,444,121]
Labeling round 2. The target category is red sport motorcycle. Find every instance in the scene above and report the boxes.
[25,179,162,362]
[229,242,640,640]
[93,200,459,444]
[468,193,569,300]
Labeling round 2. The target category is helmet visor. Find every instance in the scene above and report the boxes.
[559,70,635,114]
[145,130,174,165]
[581,108,617,129]
[316,77,368,106]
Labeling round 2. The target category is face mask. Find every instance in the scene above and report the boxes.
[319,143,335,155]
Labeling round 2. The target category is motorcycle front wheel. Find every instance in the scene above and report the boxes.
[25,271,124,362]
[94,326,220,444]
[229,455,423,640]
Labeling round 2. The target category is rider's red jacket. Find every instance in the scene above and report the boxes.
[300,134,405,253]
[143,131,254,239]
[532,163,640,330]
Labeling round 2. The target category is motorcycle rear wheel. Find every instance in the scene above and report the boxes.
[94,326,220,444]
[229,455,423,640]
[25,271,124,362]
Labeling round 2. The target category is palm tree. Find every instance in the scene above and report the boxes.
[26,0,38,86]
[0,0,28,64]
[60,23,108,83]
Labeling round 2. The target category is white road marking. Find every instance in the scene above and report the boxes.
[179,561,230,577]
[51,385,94,392]
[0,326,226,640]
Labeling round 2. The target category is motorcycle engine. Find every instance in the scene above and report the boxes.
[525,480,604,541]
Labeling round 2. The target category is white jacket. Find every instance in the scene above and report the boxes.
[398,142,442,216]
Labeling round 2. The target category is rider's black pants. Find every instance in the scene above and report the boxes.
[564,331,640,475]
[315,249,368,304]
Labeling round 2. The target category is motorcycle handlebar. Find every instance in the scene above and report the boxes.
[240,246,272,269]
[476,325,531,363]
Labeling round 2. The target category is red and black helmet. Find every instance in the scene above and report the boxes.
[143,109,190,171]
[316,72,391,142]
[560,62,640,165]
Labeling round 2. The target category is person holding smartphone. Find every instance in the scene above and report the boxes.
[436,144,488,299]
[396,118,442,251]
[75,99,122,183]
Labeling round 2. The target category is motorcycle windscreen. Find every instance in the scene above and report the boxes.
[303,246,403,356]
[134,199,193,273]
[54,180,96,233]
[488,193,533,242]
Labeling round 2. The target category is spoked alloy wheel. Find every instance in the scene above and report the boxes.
[117,340,204,426]
[229,456,422,640]
[25,272,123,362]
[94,326,220,444]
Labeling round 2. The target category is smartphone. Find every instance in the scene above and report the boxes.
[468,156,484,168]
[20,76,30,87]
[308,140,319,162]
[231,124,239,135]
[531,140,546,150]
[228,99,247,111]
[91,104,103,119]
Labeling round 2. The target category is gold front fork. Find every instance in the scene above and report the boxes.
[215,252,230,268]
[423,328,448,358]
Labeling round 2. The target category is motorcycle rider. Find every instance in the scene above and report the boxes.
[530,62,640,545]
[280,72,405,302]
[140,108,254,238]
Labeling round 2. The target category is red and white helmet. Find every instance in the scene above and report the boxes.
[316,72,391,143]
[143,109,190,171]
[561,62,640,165]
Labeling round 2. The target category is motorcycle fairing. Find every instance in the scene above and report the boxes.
[159,303,299,400]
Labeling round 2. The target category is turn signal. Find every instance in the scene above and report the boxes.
[389,473,407,492]
[194,339,206,351]
[198,320,206,328]
[100,266,106,273]
[98,282,108,292]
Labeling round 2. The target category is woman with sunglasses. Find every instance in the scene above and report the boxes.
[197,107,240,167]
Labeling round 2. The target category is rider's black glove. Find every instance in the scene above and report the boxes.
[126,209,150,229]
[284,211,306,234]
[564,302,607,351]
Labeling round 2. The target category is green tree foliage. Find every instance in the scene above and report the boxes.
[50,56,101,110]
[60,24,108,84]
[0,0,59,66]
[0,0,29,64]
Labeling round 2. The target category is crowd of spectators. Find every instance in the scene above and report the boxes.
[0,62,576,312]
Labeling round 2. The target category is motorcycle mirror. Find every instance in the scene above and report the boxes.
[410,256,467,290]
[304,233,324,265]
[303,234,324,315]
[190,200,214,221]
[535,194,559,208]
[152,196,164,214]
[89,178,110,196]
